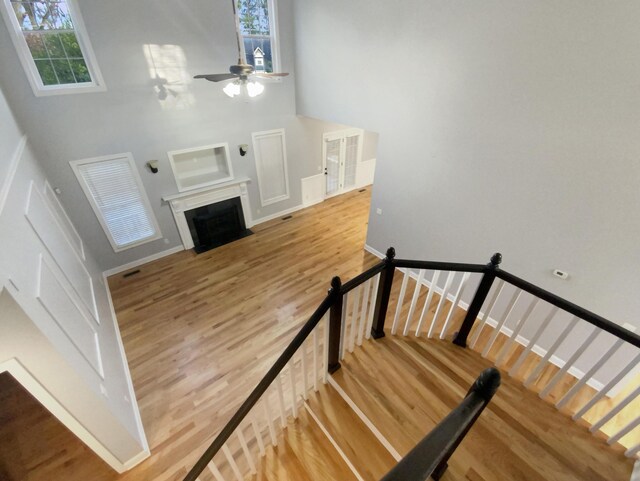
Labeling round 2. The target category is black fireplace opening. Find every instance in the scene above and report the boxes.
[184,197,253,254]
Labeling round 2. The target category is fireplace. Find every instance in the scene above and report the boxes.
[184,197,253,253]
[163,177,254,251]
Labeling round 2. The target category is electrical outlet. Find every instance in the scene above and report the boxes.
[376,208,383,215]
[552,269,569,279]
[100,384,108,398]
[163,238,170,244]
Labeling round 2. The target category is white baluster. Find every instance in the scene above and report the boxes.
[607,416,640,445]
[482,289,522,357]
[391,271,409,335]
[589,385,640,433]
[524,316,579,388]
[509,306,558,377]
[313,327,319,392]
[207,461,225,481]
[625,443,640,457]
[251,413,266,456]
[469,279,505,349]
[427,271,455,338]
[440,272,470,340]
[275,374,287,427]
[222,443,243,481]
[495,298,539,366]
[301,341,309,400]
[556,338,625,409]
[539,327,600,399]
[349,285,361,351]
[573,353,640,420]
[365,273,381,339]
[262,396,277,446]
[403,269,425,336]
[340,291,349,358]
[357,279,370,345]
[415,270,440,337]
[237,428,256,474]
[288,360,298,418]
[323,313,330,382]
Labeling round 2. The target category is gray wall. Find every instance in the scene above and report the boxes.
[0,85,22,182]
[292,1,640,330]
[0,0,313,271]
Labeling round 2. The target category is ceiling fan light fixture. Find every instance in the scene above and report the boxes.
[246,81,264,98]
[223,80,241,98]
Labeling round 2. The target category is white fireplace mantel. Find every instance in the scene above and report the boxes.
[162,177,253,250]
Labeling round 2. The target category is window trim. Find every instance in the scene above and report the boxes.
[0,0,106,97]
[252,128,290,207]
[239,0,282,75]
[70,153,162,253]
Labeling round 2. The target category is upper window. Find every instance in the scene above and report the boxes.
[70,153,161,252]
[1,0,105,96]
[237,0,279,73]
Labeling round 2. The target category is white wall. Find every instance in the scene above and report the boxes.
[0,86,148,470]
[293,1,640,331]
[0,0,316,271]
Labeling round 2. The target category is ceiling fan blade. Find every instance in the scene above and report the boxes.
[252,72,290,79]
[194,73,239,82]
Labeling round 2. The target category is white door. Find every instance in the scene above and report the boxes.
[322,129,363,198]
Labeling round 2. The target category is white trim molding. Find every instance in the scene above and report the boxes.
[0,134,26,216]
[103,245,184,277]
[0,0,106,97]
[0,358,149,473]
[252,128,290,207]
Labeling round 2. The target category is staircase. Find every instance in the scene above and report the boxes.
[185,249,639,481]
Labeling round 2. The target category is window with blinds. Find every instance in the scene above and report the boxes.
[70,153,161,252]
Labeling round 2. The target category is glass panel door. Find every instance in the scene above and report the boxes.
[343,134,359,190]
[324,137,342,196]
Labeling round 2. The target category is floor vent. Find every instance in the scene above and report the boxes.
[282,215,293,221]
[358,189,366,193]
[123,269,141,278]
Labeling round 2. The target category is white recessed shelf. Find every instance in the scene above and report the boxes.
[168,143,234,192]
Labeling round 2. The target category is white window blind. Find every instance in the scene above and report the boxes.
[71,154,161,252]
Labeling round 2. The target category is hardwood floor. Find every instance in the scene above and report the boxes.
[108,188,376,481]
[4,185,635,480]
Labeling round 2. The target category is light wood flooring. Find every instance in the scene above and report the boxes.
[3,185,635,480]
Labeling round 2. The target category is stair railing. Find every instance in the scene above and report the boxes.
[379,249,640,456]
[185,247,640,481]
[379,367,501,481]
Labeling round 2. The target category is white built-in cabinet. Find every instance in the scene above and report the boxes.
[322,129,363,197]
[168,143,233,192]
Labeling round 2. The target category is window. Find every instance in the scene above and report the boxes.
[1,0,105,96]
[252,128,289,206]
[70,153,161,252]
[237,0,279,73]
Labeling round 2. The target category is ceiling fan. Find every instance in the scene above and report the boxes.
[194,0,289,97]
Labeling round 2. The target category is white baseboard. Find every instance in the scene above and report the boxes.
[103,245,184,277]
[251,203,305,226]
[364,244,604,393]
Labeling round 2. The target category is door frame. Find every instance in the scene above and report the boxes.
[321,128,364,199]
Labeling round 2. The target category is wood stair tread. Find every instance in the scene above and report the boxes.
[332,335,635,481]
[246,409,359,481]
[305,383,398,481]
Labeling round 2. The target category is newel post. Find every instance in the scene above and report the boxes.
[452,253,502,347]
[328,276,343,374]
[371,247,397,339]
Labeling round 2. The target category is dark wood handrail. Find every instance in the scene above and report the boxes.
[393,259,486,273]
[379,367,501,481]
[340,260,386,293]
[182,291,336,481]
[496,269,640,348]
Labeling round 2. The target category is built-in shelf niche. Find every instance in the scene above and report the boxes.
[168,143,234,192]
